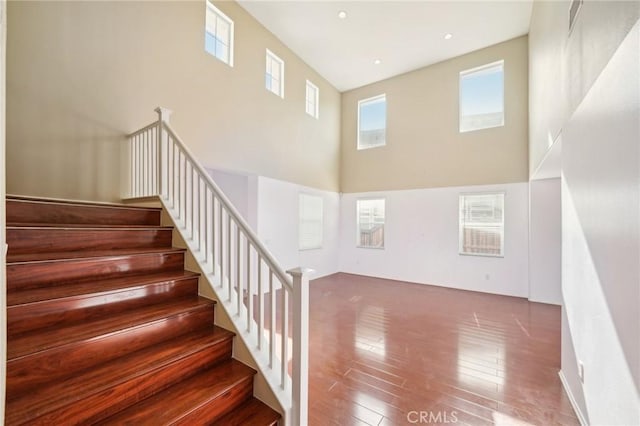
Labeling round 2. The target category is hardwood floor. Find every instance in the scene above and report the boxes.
[307,273,578,426]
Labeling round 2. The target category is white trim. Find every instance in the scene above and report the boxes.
[459,59,504,133]
[305,80,319,119]
[266,49,285,98]
[205,1,234,67]
[357,94,386,150]
[356,197,386,249]
[558,370,588,426]
[298,192,323,251]
[458,191,505,257]
[459,59,504,78]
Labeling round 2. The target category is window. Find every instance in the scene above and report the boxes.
[305,80,319,119]
[459,60,504,132]
[299,194,323,250]
[205,2,234,66]
[357,199,385,248]
[459,193,504,257]
[357,94,386,150]
[265,49,284,98]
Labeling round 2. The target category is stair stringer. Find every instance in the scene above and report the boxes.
[130,197,287,422]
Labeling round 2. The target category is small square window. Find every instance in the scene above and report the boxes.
[459,60,504,132]
[299,194,323,250]
[205,2,234,66]
[305,80,319,119]
[266,49,285,98]
[459,193,505,257]
[357,199,385,248]
[357,95,386,150]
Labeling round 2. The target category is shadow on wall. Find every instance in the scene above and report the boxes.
[560,20,640,425]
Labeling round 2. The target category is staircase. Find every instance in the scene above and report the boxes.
[4,196,281,425]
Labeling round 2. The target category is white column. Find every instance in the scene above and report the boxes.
[287,267,313,426]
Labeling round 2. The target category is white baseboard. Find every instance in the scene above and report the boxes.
[558,370,588,425]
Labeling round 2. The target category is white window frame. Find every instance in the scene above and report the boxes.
[204,1,234,67]
[305,80,319,119]
[357,94,386,150]
[459,192,505,257]
[265,49,285,98]
[298,193,323,250]
[459,60,504,133]
[356,198,385,249]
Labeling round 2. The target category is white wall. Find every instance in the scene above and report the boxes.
[208,169,341,280]
[339,182,529,297]
[529,178,562,305]
[560,307,589,425]
[528,0,639,175]
[256,176,340,279]
[207,168,253,224]
[561,21,639,425]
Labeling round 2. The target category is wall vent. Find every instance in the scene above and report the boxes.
[569,0,583,33]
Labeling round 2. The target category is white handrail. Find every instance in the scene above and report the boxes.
[125,108,309,426]
[161,124,293,291]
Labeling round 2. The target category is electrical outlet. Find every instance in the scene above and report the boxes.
[578,360,585,383]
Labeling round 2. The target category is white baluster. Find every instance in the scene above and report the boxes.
[246,242,252,332]
[227,211,232,301]
[236,225,241,314]
[281,285,289,390]
[269,271,276,368]
[257,255,263,350]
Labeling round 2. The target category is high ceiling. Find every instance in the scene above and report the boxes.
[238,1,533,92]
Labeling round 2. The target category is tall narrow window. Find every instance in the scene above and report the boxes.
[357,199,385,248]
[266,49,285,98]
[305,80,319,119]
[459,60,504,132]
[357,94,386,150]
[299,194,323,250]
[205,2,234,66]
[459,193,505,256]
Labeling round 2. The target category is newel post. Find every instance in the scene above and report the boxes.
[154,107,172,198]
[287,267,313,426]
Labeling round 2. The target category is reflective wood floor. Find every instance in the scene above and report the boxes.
[306,273,578,426]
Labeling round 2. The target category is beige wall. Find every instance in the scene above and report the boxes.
[340,36,528,193]
[529,0,639,175]
[6,0,341,202]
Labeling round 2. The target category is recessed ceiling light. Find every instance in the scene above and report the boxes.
[374,59,381,65]
[444,33,453,40]
[338,10,347,19]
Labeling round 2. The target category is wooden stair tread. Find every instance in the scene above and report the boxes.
[7,197,161,226]
[6,326,234,423]
[7,195,162,210]
[8,270,199,306]
[6,197,279,425]
[212,397,281,426]
[7,247,184,264]
[97,359,256,425]
[7,223,173,229]
[8,296,213,359]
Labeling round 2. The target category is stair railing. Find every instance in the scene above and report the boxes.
[126,107,310,426]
